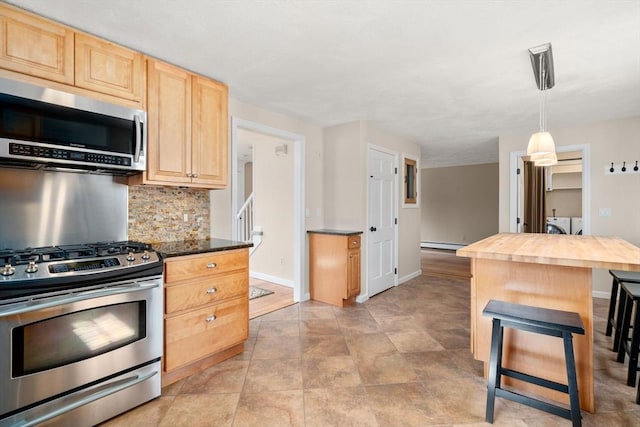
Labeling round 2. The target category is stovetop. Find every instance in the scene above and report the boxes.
[0,241,162,297]
[0,241,152,267]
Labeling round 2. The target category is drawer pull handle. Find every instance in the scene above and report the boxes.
[205,315,216,323]
[352,241,358,245]
[206,262,217,269]
[206,287,217,294]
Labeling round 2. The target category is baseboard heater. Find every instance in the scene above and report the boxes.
[421,241,465,250]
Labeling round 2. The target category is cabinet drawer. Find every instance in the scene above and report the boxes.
[164,296,248,371]
[165,270,248,314]
[348,235,361,249]
[165,249,248,283]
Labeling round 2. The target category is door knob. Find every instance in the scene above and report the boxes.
[369,226,377,232]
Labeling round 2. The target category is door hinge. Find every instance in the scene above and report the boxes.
[394,218,397,225]
[394,267,397,275]
[517,168,521,175]
[394,167,398,174]
[517,217,521,224]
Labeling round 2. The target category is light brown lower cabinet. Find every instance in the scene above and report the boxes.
[162,248,248,386]
[309,231,362,307]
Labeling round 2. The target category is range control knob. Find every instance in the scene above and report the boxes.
[126,252,135,262]
[1,264,15,276]
[25,260,38,274]
[141,250,150,260]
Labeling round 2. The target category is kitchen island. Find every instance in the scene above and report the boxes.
[457,233,640,412]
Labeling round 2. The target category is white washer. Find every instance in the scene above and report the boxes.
[571,217,583,235]
[547,216,571,234]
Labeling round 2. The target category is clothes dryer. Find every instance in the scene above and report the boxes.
[546,216,571,234]
[571,217,583,235]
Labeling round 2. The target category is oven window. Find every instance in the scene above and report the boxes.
[12,302,146,377]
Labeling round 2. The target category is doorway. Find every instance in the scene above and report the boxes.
[509,144,591,235]
[367,145,397,297]
[231,117,306,303]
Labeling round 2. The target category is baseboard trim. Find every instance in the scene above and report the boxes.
[399,270,422,285]
[250,271,294,288]
[592,290,610,300]
[421,241,465,250]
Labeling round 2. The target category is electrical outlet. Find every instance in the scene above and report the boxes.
[599,208,612,217]
[183,214,188,222]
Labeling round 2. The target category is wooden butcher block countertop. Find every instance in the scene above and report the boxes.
[457,232,640,271]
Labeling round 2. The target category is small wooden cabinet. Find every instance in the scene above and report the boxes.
[138,59,228,189]
[74,33,144,104]
[162,248,249,386]
[309,230,362,307]
[0,3,73,84]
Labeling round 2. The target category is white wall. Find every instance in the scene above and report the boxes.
[210,97,324,239]
[499,115,640,294]
[210,96,324,297]
[251,133,294,281]
[323,121,422,294]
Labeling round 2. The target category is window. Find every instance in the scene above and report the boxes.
[404,156,418,206]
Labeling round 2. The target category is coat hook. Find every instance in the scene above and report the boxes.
[635,161,639,172]
[622,161,627,172]
[609,162,614,173]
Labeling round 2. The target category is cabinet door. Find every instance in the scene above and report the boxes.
[191,76,228,188]
[146,59,192,184]
[75,33,144,104]
[0,4,73,84]
[346,248,361,298]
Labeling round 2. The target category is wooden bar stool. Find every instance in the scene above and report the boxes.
[483,300,585,427]
[609,270,640,352]
[616,282,640,386]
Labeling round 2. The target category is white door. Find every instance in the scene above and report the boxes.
[367,147,396,297]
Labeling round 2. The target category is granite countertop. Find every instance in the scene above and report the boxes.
[153,238,253,258]
[307,229,363,236]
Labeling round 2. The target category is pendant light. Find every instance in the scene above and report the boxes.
[527,43,557,166]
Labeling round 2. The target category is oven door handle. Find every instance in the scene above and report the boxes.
[0,282,160,317]
[13,369,158,427]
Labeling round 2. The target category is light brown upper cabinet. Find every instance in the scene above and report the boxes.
[75,33,144,104]
[140,59,228,189]
[0,4,74,84]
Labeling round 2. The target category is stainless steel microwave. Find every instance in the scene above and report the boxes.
[0,78,146,175]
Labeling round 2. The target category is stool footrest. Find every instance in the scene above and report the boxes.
[495,388,573,421]
[501,368,569,394]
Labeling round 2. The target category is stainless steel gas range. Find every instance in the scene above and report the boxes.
[0,241,163,427]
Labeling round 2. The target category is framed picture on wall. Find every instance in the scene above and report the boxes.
[403,154,419,207]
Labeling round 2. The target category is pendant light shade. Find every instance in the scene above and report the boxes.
[527,131,556,156]
[531,151,557,167]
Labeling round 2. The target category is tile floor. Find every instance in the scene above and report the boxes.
[102,273,640,426]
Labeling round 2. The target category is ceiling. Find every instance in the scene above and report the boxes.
[8,0,640,167]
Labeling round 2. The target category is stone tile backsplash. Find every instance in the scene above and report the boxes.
[128,185,210,243]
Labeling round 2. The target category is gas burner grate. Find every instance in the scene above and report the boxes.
[90,241,151,255]
[56,245,97,260]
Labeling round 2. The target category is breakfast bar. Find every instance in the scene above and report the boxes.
[457,233,640,412]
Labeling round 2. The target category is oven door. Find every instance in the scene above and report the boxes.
[0,276,162,420]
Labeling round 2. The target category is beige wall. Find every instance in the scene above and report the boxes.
[363,124,422,283]
[421,163,499,245]
[210,96,325,297]
[210,97,324,240]
[323,122,364,230]
[499,115,640,294]
[323,121,422,294]
[250,134,294,281]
